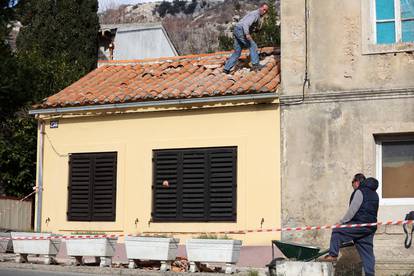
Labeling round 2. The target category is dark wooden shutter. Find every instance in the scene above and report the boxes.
[181,151,207,220]
[68,152,117,222]
[152,147,237,222]
[91,153,117,221]
[152,151,179,220]
[208,148,237,221]
[68,154,92,221]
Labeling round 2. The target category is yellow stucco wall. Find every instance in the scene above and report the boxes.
[37,103,280,245]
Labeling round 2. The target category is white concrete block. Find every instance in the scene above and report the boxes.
[271,261,334,276]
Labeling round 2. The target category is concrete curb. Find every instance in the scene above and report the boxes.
[0,262,230,275]
[0,256,268,275]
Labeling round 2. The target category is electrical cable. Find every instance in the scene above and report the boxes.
[282,0,309,106]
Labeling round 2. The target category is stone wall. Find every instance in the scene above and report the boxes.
[280,0,414,273]
[281,0,414,96]
[280,96,414,273]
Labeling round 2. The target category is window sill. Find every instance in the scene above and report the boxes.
[150,220,238,223]
[380,198,414,206]
[362,42,414,55]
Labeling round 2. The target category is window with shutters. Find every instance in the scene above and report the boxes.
[67,152,117,221]
[152,147,237,222]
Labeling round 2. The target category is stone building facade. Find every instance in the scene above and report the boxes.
[280,0,414,274]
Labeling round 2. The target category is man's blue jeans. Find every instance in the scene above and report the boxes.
[329,226,376,276]
[224,26,259,71]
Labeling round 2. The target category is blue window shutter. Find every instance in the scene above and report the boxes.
[402,21,414,41]
[400,0,414,19]
[376,0,396,20]
[377,22,397,43]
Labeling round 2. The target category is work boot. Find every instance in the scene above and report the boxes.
[319,255,338,262]
[251,64,265,72]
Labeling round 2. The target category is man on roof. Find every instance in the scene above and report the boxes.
[223,2,269,74]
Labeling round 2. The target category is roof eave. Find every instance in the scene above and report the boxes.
[29,92,279,116]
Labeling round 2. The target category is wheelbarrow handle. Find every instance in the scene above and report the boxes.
[304,241,355,262]
[304,249,330,262]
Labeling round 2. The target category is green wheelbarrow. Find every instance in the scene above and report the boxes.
[267,240,354,275]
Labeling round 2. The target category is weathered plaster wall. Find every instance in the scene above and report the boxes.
[280,0,414,271]
[281,98,414,265]
[281,0,414,95]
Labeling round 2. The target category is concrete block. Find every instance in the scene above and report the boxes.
[11,232,61,259]
[186,239,242,263]
[384,225,405,234]
[270,260,334,276]
[124,236,179,261]
[65,238,117,257]
[375,234,414,262]
[376,261,414,276]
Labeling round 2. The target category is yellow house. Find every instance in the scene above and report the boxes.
[30,48,281,263]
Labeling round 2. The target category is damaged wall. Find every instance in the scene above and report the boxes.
[281,0,414,94]
[280,0,414,272]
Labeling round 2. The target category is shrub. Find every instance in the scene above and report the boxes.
[195,233,231,239]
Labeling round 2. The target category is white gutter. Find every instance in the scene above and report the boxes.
[29,93,278,115]
[35,120,45,232]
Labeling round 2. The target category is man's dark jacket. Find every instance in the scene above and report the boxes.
[351,177,379,229]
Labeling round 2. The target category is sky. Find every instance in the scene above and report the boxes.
[98,0,159,12]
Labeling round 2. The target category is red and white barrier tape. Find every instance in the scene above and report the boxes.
[219,219,414,234]
[1,234,121,241]
[1,220,412,241]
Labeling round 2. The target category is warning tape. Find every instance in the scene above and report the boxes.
[0,234,121,241]
[222,219,414,234]
[0,220,412,241]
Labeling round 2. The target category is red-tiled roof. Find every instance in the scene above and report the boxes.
[35,47,280,109]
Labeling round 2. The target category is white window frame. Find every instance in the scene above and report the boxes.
[375,137,414,205]
[361,0,414,54]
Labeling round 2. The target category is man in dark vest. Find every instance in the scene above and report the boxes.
[323,177,379,276]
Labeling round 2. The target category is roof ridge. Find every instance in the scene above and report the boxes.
[100,22,163,30]
[98,47,279,66]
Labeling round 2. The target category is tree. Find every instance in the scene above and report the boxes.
[0,0,100,197]
[184,0,197,15]
[253,0,280,48]
[155,0,197,17]
[0,0,28,118]
[0,0,35,196]
[17,0,99,100]
[218,32,233,51]
[0,115,37,197]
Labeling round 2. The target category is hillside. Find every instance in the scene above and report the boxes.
[99,0,280,55]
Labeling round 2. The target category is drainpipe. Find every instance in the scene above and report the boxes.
[35,118,45,232]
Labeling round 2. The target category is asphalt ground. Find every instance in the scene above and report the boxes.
[0,268,96,276]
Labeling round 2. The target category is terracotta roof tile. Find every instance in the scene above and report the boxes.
[34,48,280,109]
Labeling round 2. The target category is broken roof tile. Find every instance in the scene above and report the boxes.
[34,48,280,109]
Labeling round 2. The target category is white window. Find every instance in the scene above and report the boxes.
[374,0,414,44]
[376,136,414,205]
[362,0,414,54]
